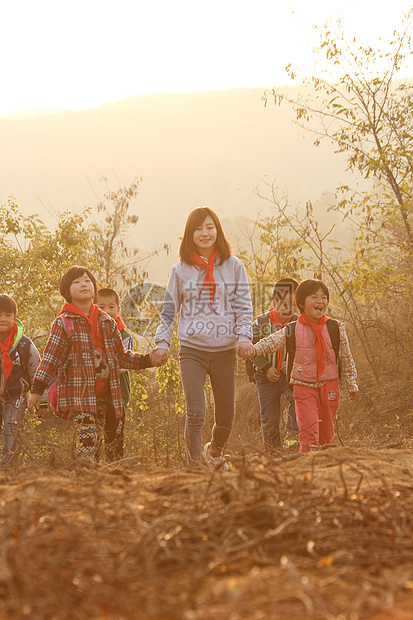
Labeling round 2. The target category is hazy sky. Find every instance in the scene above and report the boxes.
[1,0,412,118]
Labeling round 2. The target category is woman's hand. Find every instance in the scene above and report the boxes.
[150,348,170,367]
[236,342,256,359]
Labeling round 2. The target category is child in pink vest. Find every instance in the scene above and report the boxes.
[238,279,359,453]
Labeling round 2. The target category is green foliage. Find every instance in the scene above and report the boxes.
[118,330,185,466]
[21,416,76,467]
[0,177,182,467]
[237,208,306,315]
[0,181,180,466]
[89,177,141,289]
[261,11,413,384]
[155,333,185,416]
[0,198,93,345]
[128,368,149,413]
[271,11,413,252]
[125,359,185,467]
[0,177,170,349]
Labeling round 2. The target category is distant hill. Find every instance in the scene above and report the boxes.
[4,105,68,120]
[0,88,353,283]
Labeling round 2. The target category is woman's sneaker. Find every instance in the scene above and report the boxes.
[203,442,230,470]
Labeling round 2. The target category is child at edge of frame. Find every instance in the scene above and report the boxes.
[0,294,41,467]
[97,287,133,462]
[27,266,161,463]
[238,278,359,454]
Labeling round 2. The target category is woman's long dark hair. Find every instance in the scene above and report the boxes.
[179,207,232,265]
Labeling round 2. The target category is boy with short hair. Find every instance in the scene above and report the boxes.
[252,278,299,450]
[97,288,133,461]
[0,294,40,466]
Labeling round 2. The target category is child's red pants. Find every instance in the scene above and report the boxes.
[293,380,340,453]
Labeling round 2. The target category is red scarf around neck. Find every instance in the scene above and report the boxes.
[298,312,329,378]
[268,309,293,373]
[190,247,218,314]
[0,322,18,385]
[115,316,126,331]
[268,308,292,328]
[61,303,104,350]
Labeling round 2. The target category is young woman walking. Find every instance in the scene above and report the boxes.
[153,207,253,467]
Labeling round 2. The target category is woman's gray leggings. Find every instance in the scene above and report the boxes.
[179,346,237,467]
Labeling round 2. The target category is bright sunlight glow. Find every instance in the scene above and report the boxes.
[1,0,412,118]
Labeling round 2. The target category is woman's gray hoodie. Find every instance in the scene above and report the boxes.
[155,255,253,351]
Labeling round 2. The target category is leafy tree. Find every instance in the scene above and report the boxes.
[265,10,413,252]
[0,198,93,345]
[0,177,171,346]
[89,177,169,294]
[0,189,177,462]
[254,182,383,381]
[237,204,306,315]
[260,11,413,383]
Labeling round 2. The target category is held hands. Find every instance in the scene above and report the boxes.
[27,393,41,414]
[150,348,170,367]
[27,393,48,419]
[236,342,256,359]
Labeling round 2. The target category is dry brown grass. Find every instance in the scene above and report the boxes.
[1,442,413,620]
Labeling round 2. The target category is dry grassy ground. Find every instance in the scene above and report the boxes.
[1,443,413,620]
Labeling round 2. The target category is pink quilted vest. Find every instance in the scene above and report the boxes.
[291,321,339,383]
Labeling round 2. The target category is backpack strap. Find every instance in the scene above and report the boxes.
[257,311,271,338]
[256,312,270,325]
[16,336,31,382]
[285,321,297,383]
[326,319,340,362]
[61,315,74,337]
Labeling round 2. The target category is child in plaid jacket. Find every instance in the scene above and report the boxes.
[27,266,158,462]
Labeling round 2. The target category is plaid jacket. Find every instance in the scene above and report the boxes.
[32,310,150,419]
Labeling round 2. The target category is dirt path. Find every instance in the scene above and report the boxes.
[0,445,412,619]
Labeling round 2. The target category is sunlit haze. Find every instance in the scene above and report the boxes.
[2,0,413,118]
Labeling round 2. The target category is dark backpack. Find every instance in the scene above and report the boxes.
[4,336,32,396]
[285,319,340,383]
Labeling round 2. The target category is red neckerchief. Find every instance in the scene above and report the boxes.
[115,316,126,331]
[190,247,218,314]
[298,312,329,378]
[0,322,18,385]
[268,309,293,373]
[61,303,104,350]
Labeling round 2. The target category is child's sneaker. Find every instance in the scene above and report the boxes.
[203,442,229,470]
